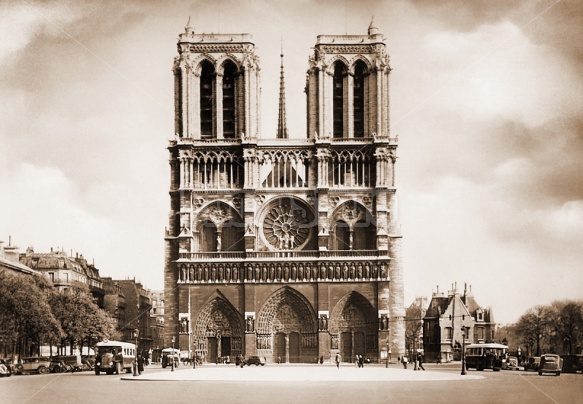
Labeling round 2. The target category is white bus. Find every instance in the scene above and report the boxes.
[161,348,181,368]
[465,343,508,371]
[94,340,136,375]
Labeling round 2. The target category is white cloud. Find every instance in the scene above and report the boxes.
[0,2,83,62]
[421,21,583,127]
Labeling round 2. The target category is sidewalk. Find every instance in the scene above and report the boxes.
[121,364,483,382]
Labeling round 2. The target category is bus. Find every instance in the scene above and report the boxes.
[161,348,181,368]
[94,340,136,375]
[464,343,508,371]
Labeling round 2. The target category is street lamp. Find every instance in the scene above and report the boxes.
[385,341,389,368]
[171,336,175,372]
[192,337,197,369]
[132,329,139,377]
[461,327,467,376]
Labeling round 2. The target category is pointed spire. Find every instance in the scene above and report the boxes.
[276,45,288,139]
[368,16,378,35]
[185,16,195,36]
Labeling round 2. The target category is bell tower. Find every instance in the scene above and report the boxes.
[173,18,261,140]
[306,18,391,140]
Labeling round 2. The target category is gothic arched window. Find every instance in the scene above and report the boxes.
[353,61,366,138]
[222,61,237,139]
[200,61,215,139]
[333,62,347,138]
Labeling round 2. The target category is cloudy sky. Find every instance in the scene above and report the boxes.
[1,0,582,324]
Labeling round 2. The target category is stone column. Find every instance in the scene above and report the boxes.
[216,73,224,139]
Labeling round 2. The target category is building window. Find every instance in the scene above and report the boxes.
[333,62,346,138]
[222,61,236,139]
[353,61,366,137]
[200,61,215,139]
[445,327,453,340]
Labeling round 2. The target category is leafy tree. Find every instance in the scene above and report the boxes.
[515,305,551,356]
[0,269,63,356]
[548,300,583,355]
[48,285,118,355]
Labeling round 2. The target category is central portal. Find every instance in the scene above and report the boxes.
[256,287,318,363]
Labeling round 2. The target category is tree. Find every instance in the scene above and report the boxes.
[548,300,583,355]
[48,286,118,355]
[515,305,552,356]
[0,269,63,356]
[405,298,426,354]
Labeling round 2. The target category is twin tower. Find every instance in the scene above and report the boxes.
[164,19,405,364]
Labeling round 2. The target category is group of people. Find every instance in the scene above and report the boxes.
[399,352,425,371]
[355,355,366,368]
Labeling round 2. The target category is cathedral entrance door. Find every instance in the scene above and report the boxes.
[221,336,231,361]
[341,332,352,363]
[274,332,286,363]
[289,332,300,363]
[207,337,218,363]
[354,332,365,357]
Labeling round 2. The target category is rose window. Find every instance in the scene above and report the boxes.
[262,199,313,250]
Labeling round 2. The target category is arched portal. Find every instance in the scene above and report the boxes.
[196,202,244,252]
[331,201,376,251]
[193,297,244,364]
[256,287,317,363]
[329,292,378,362]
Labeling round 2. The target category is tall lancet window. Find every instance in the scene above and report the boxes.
[333,62,346,138]
[353,61,366,138]
[222,61,237,139]
[200,61,215,139]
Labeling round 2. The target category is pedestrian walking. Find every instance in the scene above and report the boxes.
[137,355,144,375]
[401,355,408,369]
[418,353,425,371]
[359,355,364,368]
[335,353,341,369]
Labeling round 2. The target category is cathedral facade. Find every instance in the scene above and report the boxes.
[164,19,405,364]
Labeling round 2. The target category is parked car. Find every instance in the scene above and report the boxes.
[538,354,563,376]
[15,357,51,375]
[525,356,540,372]
[245,356,266,366]
[0,359,14,376]
[503,356,521,371]
[561,354,583,374]
[0,363,10,377]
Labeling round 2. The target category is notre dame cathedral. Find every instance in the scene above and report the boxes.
[164,18,405,364]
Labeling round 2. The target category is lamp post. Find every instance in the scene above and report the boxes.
[171,336,175,372]
[132,329,139,377]
[192,337,197,369]
[461,327,467,376]
[385,341,389,368]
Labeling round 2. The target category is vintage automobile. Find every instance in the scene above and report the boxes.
[161,348,181,369]
[0,362,11,377]
[504,356,521,371]
[0,359,14,377]
[94,340,136,375]
[245,356,266,366]
[561,354,583,374]
[538,354,563,376]
[525,356,540,372]
[15,357,51,375]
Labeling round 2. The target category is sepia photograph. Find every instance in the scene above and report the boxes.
[1,1,582,403]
